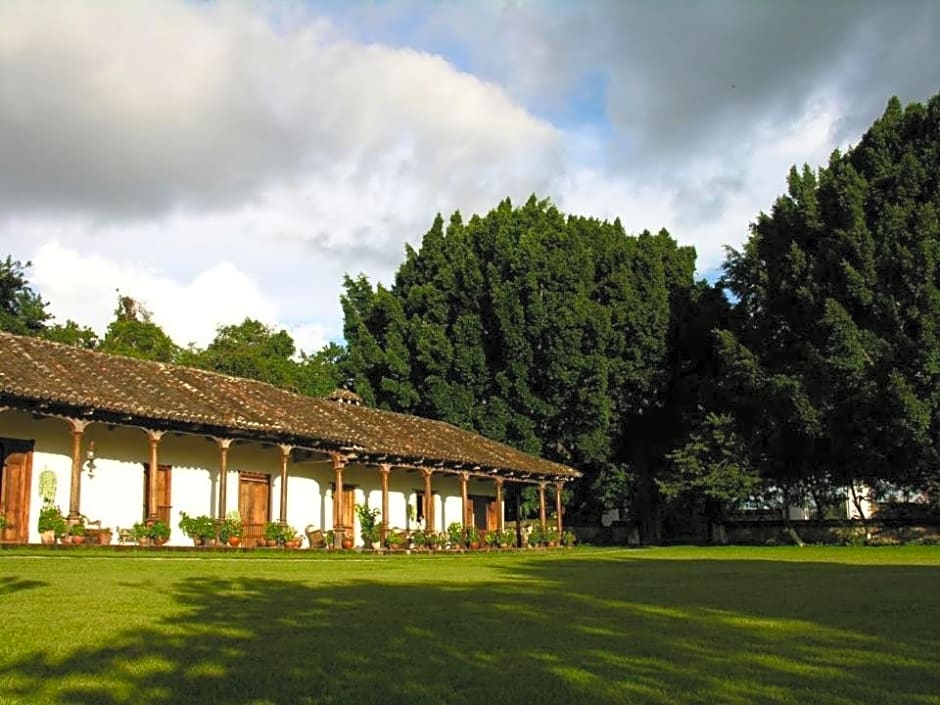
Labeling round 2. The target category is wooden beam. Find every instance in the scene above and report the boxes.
[66,418,89,522]
[278,444,292,524]
[216,438,232,520]
[539,481,547,532]
[421,467,434,531]
[146,430,164,522]
[378,463,390,543]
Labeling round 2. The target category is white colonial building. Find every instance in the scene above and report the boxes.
[0,332,578,548]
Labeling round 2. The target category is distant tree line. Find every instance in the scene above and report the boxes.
[4,93,939,539]
[0,263,342,398]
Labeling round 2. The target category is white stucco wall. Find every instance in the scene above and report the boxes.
[0,409,506,547]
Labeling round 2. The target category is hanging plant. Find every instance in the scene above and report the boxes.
[38,469,57,503]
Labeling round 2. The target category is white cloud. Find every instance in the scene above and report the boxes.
[0,0,560,217]
[552,98,842,273]
[0,0,565,347]
[30,241,277,348]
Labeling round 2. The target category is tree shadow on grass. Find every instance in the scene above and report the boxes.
[0,576,47,595]
[0,555,937,705]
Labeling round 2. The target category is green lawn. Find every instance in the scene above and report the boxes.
[1,546,938,705]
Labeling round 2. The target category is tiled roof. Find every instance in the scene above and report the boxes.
[0,332,579,480]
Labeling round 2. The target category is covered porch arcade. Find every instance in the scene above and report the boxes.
[0,332,579,547]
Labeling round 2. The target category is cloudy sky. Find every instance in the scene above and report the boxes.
[2,1,938,353]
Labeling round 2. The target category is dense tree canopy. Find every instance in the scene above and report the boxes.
[713,94,940,517]
[342,196,708,527]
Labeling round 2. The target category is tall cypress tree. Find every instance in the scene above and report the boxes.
[341,196,702,528]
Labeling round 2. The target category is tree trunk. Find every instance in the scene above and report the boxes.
[849,484,871,540]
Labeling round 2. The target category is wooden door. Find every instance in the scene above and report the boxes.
[0,449,33,543]
[239,472,271,547]
[142,464,172,524]
[486,499,499,531]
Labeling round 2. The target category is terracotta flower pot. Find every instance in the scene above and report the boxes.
[228,536,241,547]
[71,535,85,545]
[341,538,354,550]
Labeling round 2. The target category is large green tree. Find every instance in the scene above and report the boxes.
[716,94,940,513]
[342,196,706,528]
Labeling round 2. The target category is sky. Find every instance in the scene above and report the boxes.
[2,1,938,354]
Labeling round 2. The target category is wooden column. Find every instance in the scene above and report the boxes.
[67,419,89,522]
[495,477,504,532]
[216,438,231,520]
[378,464,390,543]
[146,430,164,522]
[555,481,564,534]
[278,445,292,524]
[538,481,547,531]
[421,468,434,531]
[460,472,469,529]
[331,453,346,535]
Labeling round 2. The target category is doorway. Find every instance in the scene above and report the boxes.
[0,439,34,543]
[239,472,271,547]
[142,463,172,524]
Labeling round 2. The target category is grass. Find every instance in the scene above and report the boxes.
[0,546,938,705]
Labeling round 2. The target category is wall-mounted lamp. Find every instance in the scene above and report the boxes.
[84,441,96,479]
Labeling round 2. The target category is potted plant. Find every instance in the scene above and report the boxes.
[179,513,216,546]
[132,521,151,546]
[263,521,281,547]
[69,522,86,545]
[340,528,354,550]
[355,504,381,549]
[219,512,243,547]
[385,531,406,551]
[499,527,516,549]
[282,525,302,549]
[97,526,114,545]
[0,514,6,532]
[425,530,443,551]
[527,524,544,548]
[324,529,335,551]
[446,522,464,550]
[467,526,482,550]
[482,529,499,550]
[149,520,171,546]
[411,529,428,551]
[37,503,66,545]
[543,526,559,548]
